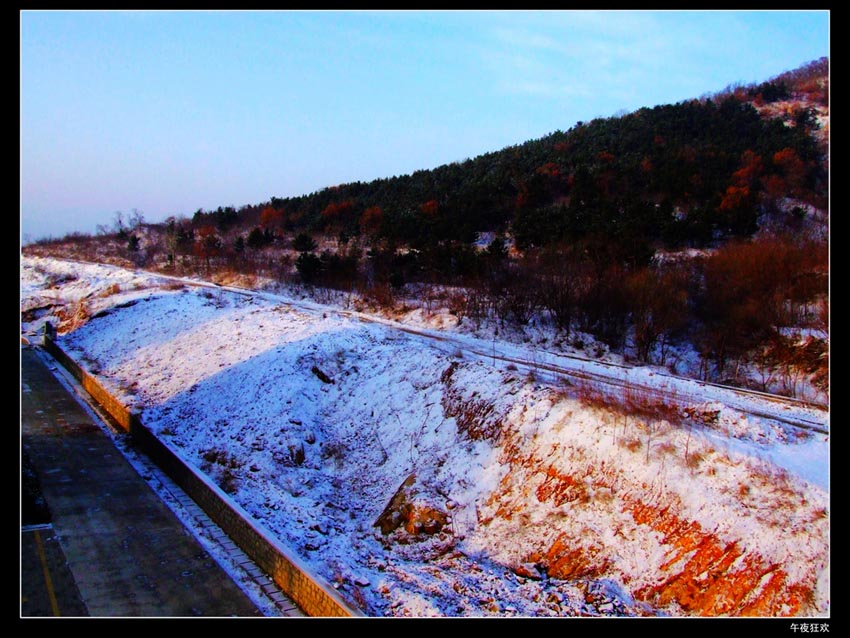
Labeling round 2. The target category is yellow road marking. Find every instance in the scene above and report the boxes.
[34,530,61,617]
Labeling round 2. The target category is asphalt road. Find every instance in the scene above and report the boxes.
[20,345,265,618]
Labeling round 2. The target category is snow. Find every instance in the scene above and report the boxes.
[20,255,830,618]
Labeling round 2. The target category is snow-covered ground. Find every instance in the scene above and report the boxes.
[20,256,829,617]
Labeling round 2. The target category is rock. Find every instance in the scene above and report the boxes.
[514,562,544,580]
[288,443,306,466]
[374,473,449,538]
[311,366,334,384]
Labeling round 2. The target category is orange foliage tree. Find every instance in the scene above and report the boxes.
[772,147,808,197]
[194,225,222,273]
[321,200,355,229]
[718,185,752,213]
[260,206,285,233]
[730,149,764,188]
[419,199,439,218]
[717,149,764,234]
[360,206,384,238]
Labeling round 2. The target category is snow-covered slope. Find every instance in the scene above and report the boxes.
[20,256,829,617]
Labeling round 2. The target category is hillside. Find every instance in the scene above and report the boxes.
[20,256,830,617]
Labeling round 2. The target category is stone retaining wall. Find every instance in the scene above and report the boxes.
[42,331,361,618]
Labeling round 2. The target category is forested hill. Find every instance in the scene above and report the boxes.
[199,57,827,259]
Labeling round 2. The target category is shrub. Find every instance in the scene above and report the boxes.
[293,233,318,253]
[295,252,322,283]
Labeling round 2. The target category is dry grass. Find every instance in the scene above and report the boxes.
[572,377,729,474]
[686,450,706,470]
[810,507,828,522]
[53,299,91,332]
[618,437,642,453]
[200,447,242,494]
[98,283,121,298]
[655,441,678,457]
[45,271,79,288]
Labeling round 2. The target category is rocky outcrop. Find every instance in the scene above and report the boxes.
[374,473,449,538]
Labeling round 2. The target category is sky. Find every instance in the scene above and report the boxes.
[20,9,830,242]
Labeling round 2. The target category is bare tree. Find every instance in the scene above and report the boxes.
[128,208,145,231]
[113,211,126,236]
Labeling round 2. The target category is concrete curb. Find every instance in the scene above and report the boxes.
[42,329,363,618]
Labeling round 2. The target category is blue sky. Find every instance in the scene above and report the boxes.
[20,9,829,242]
